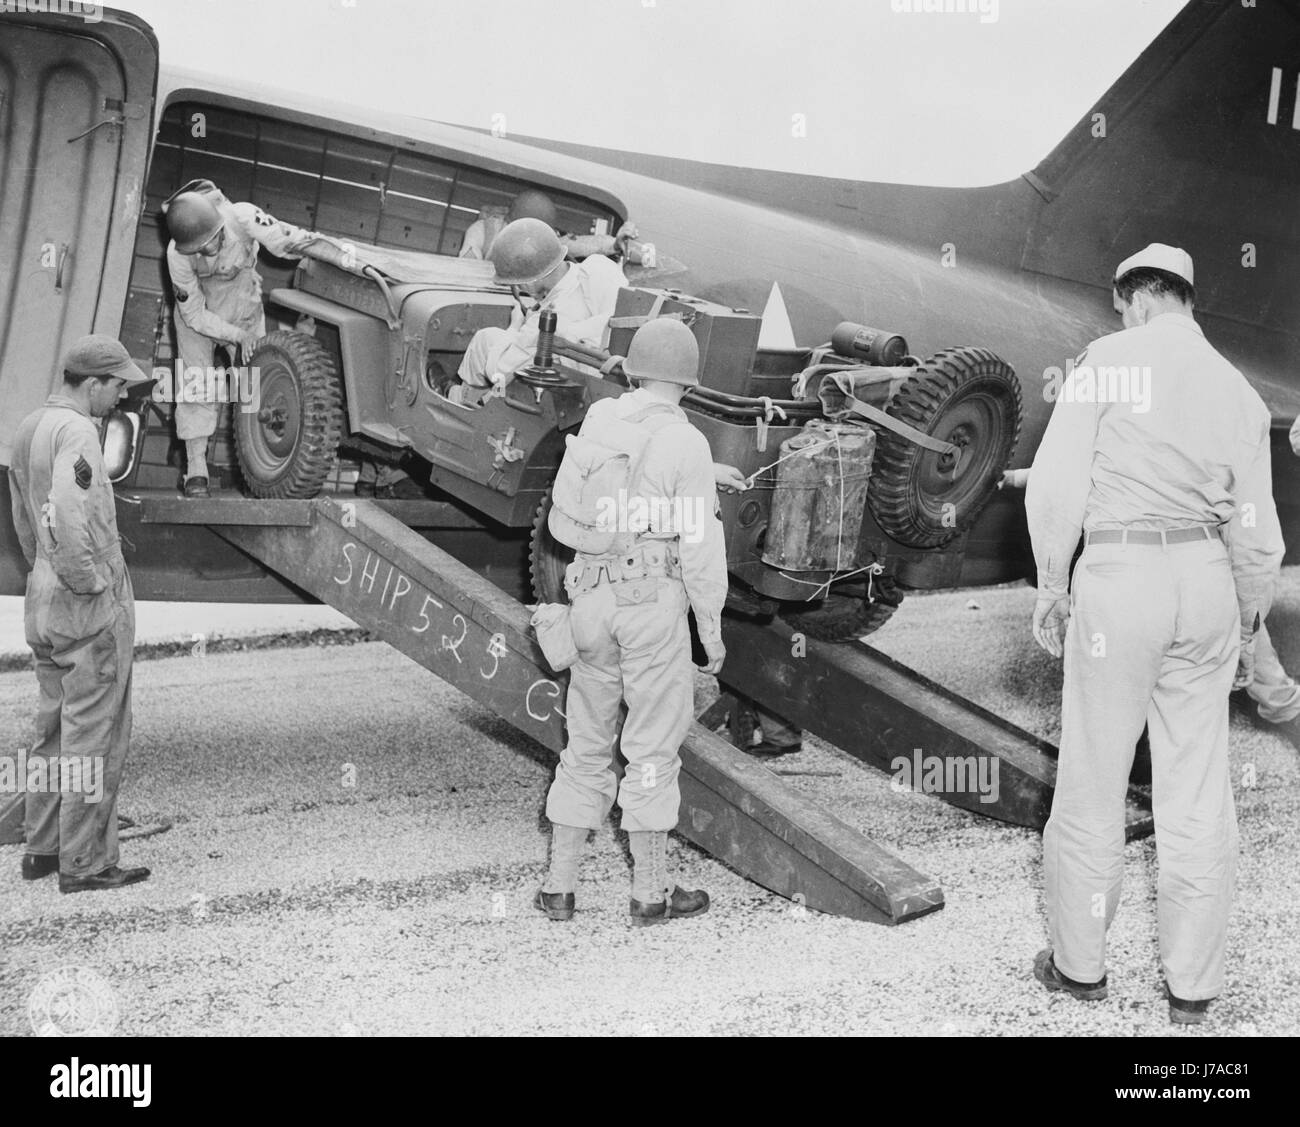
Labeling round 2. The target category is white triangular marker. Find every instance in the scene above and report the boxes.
[757,282,797,350]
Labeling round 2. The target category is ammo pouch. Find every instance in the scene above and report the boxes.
[530,602,579,672]
[563,541,682,597]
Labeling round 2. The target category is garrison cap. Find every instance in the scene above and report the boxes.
[1113,243,1194,287]
[62,335,150,384]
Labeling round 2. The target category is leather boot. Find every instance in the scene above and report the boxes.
[628,831,709,924]
[628,830,668,905]
[537,824,587,920]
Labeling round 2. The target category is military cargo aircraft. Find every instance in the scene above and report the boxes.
[2,0,1297,616]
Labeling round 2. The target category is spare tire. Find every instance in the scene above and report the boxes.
[868,346,1020,549]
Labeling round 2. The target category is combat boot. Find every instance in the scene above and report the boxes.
[1033,949,1108,1000]
[1167,984,1211,1025]
[535,823,588,921]
[533,889,575,921]
[59,865,151,894]
[21,854,58,880]
[629,884,710,926]
[628,830,710,925]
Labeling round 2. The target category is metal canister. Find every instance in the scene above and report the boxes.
[830,321,908,367]
[761,423,875,571]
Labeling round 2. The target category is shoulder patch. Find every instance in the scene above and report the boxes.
[253,208,275,228]
[73,455,92,491]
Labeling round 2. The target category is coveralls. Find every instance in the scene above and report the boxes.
[7,396,137,877]
[457,255,625,387]
[166,196,310,443]
[545,388,729,832]
[1027,312,1283,1000]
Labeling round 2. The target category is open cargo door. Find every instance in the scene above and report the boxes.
[0,6,157,465]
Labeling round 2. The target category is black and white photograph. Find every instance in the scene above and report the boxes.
[0,0,1295,1086]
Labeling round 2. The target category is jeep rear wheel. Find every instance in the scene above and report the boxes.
[868,347,1020,549]
[780,573,904,642]
[236,331,343,499]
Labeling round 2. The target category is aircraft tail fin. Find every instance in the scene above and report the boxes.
[1022,0,1300,336]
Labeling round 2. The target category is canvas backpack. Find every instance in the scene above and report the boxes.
[548,401,687,554]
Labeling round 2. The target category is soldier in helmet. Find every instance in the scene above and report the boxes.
[162,180,316,497]
[459,189,558,261]
[457,217,626,392]
[460,188,641,265]
[535,317,729,926]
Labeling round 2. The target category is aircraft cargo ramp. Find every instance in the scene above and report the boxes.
[138,493,1154,924]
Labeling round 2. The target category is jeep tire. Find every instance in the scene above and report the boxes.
[867,347,1021,549]
[235,331,344,499]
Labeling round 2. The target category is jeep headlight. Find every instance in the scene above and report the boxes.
[101,410,140,483]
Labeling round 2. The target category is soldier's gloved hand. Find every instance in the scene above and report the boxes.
[487,371,514,398]
[1031,593,1071,659]
[698,637,726,675]
[714,464,749,494]
[1234,630,1257,691]
[1000,468,1030,490]
[237,330,262,358]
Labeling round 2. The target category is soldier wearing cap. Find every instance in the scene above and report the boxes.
[456,217,626,391]
[1025,243,1284,1023]
[6,336,154,892]
[534,318,728,926]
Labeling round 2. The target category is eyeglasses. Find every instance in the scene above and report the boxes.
[197,228,225,256]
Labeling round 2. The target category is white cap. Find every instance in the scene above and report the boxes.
[1113,242,1194,286]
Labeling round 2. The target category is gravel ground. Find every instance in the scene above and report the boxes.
[0,571,1296,1038]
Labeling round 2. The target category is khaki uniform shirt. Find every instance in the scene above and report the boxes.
[166,199,309,344]
[1026,311,1284,631]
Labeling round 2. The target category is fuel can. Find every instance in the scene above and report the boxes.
[761,423,875,572]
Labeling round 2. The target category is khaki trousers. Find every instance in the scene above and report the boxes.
[173,297,264,441]
[545,576,693,833]
[1044,537,1239,1000]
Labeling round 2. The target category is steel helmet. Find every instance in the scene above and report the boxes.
[507,189,558,228]
[489,218,566,286]
[166,192,224,254]
[622,317,700,386]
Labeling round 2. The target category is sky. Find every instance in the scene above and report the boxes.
[118,0,1187,186]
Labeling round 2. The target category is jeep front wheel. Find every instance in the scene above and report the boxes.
[235,331,343,499]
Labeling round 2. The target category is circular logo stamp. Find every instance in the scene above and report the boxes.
[28,966,119,1037]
